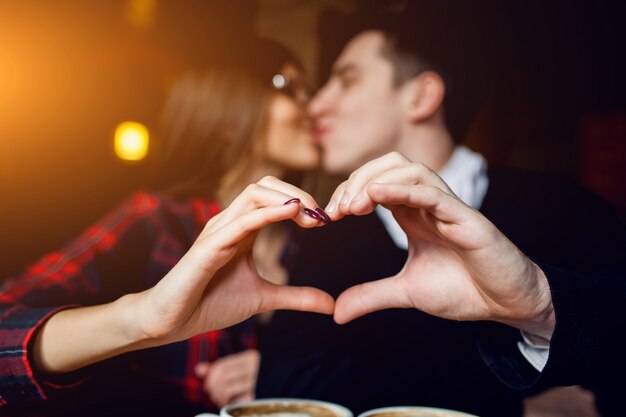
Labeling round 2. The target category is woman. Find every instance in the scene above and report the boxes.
[0,37,330,417]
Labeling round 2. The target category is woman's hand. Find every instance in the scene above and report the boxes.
[134,176,335,346]
[328,153,555,340]
[195,349,260,407]
[33,177,334,375]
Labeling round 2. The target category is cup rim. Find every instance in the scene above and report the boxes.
[357,406,479,417]
[222,398,353,417]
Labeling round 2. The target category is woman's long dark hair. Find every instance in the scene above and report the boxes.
[152,38,298,199]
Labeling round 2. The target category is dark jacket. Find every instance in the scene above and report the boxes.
[257,167,626,417]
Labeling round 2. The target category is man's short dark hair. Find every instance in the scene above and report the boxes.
[347,1,495,142]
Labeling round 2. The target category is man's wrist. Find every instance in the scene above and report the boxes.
[517,263,556,342]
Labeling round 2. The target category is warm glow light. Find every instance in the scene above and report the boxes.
[124,0,157,28]
[114,121,149,162]
[0,50,16,106]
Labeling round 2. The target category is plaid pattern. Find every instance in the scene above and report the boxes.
[0,192,256,410]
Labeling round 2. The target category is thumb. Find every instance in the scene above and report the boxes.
[259,283,335,315]
[334,276,411,324]
[194,362,210,378]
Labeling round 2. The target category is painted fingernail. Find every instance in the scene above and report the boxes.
[304,208,322,221]
[283,198,301,205]
[315,207,331,223]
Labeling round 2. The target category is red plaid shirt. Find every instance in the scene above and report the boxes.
[0,192,256,413]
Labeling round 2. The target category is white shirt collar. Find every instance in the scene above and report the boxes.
[375,146,489,250]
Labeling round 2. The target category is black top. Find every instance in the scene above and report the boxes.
[257,167,626,417]
[476,168,626,416]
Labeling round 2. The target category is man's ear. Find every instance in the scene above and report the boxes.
[400,71,446,123]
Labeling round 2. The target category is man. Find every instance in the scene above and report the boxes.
[326,153,626,412]
[257,19,626,417]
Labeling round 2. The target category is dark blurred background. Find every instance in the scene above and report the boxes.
[1,0,625,279]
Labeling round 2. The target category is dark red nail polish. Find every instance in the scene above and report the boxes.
[315,207,331,223]
[304,208,322,221]
[283,198,301,205]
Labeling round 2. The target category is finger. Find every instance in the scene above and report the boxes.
[324,180,347,220]
[210,385,229,408]
[337,152,412,216]
[203,367,216,395]
[198,203,300,257]
[212,348,258,366]
[334,276,413,324]
[209,350,259,384]
[258,176,331,225]
[258,282,335,315]
[257,176,320,211]
[211,204,305,249]
[202,185,296,234]
[205,183,318,233]
[230,392,255,404]
[222,380,256,406]
[204,209,226,230]
[210,376,256,407]
[368,164,455,195]
[366,183,469,224]
[195,362,210,378]
[206,364,223,394]
[181,204,303,286]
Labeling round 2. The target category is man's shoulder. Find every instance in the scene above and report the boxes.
[488,166,585,193]
[485,166,612,213]
[482,165,625,266]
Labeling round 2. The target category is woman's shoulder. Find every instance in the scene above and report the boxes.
[124,191,163,214]
[123,191,220,223]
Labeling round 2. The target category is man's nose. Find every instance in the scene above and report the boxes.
[307,85,332,118]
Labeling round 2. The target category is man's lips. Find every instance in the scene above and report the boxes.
[313,124,330,143]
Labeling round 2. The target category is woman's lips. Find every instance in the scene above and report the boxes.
[313,125,329,143]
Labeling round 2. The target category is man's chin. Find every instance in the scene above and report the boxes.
[322,154,358,176]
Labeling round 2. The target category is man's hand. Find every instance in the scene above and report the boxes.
[327,152,555,340]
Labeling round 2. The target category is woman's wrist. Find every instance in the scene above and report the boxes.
[114,291,169,351]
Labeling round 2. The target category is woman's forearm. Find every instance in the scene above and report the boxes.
[32,292,149,374]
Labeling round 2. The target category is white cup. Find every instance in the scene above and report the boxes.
[357,406,479,417]
[195,398,353,417]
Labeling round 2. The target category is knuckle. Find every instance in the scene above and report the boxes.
[221,386,238,400]
[243,183,261,197]
[389,151,407,164]
[433,186,449,199]
[259,175,278,185]
[411,162,434,179]
[425,187,445,206]
[410,162,426,176]
[210,366,225,381]
[235,215,252,232]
